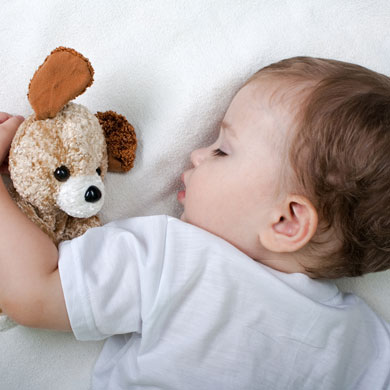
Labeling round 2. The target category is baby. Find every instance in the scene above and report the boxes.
[1,56,390,390]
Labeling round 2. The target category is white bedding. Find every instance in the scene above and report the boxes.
[1,1,389,388]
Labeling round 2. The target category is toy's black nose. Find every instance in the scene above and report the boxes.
[85,186,102,203]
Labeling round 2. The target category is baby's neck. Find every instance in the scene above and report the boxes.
[254,251,309,275]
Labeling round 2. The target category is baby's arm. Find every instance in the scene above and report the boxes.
[0,113,70,331]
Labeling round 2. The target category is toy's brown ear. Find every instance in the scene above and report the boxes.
[95,111,137,172]
[28,47,94,120]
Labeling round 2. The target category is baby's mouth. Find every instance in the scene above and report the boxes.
[177,189,186,203]
[177,173,186,203]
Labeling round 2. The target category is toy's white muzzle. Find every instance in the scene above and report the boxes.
[57,175,105,218]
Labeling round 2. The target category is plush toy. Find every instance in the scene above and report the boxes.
[7,47,137,246]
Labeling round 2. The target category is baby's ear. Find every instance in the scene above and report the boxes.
[259,195,318,253]
[95,111,137,172]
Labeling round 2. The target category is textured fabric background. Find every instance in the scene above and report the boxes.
[1,1,389,388]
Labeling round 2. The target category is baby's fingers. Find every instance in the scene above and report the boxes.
[0,112,12,124]
[0,116,24,163]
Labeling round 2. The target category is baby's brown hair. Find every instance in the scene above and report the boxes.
[251,56,390,279]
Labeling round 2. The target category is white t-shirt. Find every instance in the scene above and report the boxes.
[58,215,390,390]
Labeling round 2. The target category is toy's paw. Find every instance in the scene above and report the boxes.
[96,111,137,172]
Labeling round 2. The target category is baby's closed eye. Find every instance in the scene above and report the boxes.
[212,148,228,157]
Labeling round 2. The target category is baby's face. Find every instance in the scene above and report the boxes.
[179,77,295,260]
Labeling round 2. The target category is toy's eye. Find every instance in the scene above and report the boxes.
[54,165,70,182]
[96,167,102,176]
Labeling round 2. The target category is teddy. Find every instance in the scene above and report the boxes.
[7,47,137,246]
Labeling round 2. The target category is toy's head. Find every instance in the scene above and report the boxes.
[9,47,136,218]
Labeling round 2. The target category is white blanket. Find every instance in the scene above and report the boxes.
[1,1,389,388]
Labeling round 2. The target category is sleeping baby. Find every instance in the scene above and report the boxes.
[0,56,390,389]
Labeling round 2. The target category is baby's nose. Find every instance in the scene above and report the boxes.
[190,147,207,167]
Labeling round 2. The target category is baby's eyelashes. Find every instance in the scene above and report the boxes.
[212,148,228,157]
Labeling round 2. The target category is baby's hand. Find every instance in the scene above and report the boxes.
[0,113,24,174]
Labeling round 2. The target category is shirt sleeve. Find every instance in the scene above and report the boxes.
[58,215,168,341]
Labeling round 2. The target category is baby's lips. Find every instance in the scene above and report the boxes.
[177,173,186,203]
[177,190,186,203]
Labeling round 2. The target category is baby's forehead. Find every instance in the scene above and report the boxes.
[244,75,314,139]
[246,74,312,112]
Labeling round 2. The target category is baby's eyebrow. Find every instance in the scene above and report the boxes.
[221,121,237,139]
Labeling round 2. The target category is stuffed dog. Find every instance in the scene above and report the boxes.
[8,47,137,246]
